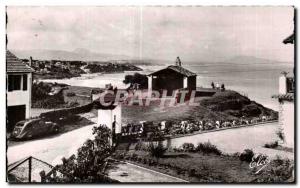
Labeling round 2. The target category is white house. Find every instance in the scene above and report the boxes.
[6,50,34,132]
[273,72,294,148]
[97,104,122,134]
[94,96,122,145]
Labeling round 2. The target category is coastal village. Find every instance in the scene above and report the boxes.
[6,7,295,184]
[7,46,294,183]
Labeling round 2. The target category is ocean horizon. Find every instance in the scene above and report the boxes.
[42,62,293,111]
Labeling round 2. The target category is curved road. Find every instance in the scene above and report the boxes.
[7,122,97,165]
[167,122,294,160]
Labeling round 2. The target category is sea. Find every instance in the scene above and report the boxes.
[42,62,294,111]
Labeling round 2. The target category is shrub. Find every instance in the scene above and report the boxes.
[32,82,52,100]
[242,104,262,117]
[131,153,138,161]
[135,141,148,151]
[148,141,167,160]
[253,157,294,182]
[196,141,222,155]
[173,147,183,153]
[276,129,285,141]
[115,152,125,160]
[66,92,76,97]
[137,157,142,163]
[143,158,147,164]
[67,101,80,108]
[188,169,197,177]
[239,149,254,163]
[264,141,279,148]
[232,152,241,158]
[32,82,66,108]
[123,73,148,89]
[182,143,195,152]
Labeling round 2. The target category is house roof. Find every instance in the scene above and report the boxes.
[149,65,197,77]
[272,93,294,101]
[283,34,294,44]
[6,50,34,73]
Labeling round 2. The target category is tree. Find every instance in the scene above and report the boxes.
[123,73,148,89]
[53,125,116,183]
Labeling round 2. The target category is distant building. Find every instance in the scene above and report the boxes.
[6,50,34,132]
[148,57,197,96]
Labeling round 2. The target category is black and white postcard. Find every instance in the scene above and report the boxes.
[6,6,295,183]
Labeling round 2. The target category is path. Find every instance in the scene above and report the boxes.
[107,160,187,183]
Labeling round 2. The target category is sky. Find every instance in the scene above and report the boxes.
[7,6,294,62]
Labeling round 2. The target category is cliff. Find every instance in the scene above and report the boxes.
[199,90,278,120]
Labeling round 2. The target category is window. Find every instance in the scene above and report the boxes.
[287,77,295,93]
[23,74,27,91]
[8,75,22,91]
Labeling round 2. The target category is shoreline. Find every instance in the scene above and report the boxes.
[37,70,144,80]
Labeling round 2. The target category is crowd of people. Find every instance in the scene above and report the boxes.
[120,115,277,138]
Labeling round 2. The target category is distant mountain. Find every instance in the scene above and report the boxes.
[12,49,291,67]
[11,49,132,62]
[223,56,294,66]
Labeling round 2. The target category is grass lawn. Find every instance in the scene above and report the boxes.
[122,90,277,124]
[119,150,254,182]
[63,86,93,106]
[122,96,232,124]
[113,149,293,183]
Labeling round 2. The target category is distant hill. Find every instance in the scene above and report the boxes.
[10,49,292,67]
[11,49,131,62]
[165,55,293,67]
[223,56,293,66]
[10,49,165,65]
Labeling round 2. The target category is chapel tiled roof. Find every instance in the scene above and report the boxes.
[283,34,294,44]
[6,50,34,73]
[149,65,197,77]
[272,93,294,101]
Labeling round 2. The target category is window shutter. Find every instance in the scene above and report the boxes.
[23,74,27,91]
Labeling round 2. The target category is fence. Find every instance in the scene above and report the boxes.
[40,102,94,120]
[7,156,54,183]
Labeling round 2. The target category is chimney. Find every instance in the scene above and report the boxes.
[29,56,33,67]
[279,71,288,95]
[176,56,182,66]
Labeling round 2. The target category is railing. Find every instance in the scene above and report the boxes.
[7,156,54,183]
[119,117,278,141]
